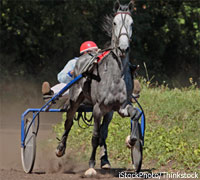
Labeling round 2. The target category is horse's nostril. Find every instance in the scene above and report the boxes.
[126,47,130,52]
[119,47,129,53]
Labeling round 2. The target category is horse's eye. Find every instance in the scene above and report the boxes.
[131,22,134,27]
[113,22,116,26]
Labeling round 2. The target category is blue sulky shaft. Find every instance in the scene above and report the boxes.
[21,74,83,147]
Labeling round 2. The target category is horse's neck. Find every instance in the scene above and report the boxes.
[114,48,130,72]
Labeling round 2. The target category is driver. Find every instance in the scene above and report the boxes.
[41,41,99,107]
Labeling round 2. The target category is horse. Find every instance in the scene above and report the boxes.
[56,0,141,176]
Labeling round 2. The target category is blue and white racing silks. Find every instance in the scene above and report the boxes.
[57,57,79,84]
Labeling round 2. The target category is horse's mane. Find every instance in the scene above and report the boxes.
[102,14,114,38]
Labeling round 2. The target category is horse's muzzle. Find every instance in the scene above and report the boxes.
[118,46,129,57]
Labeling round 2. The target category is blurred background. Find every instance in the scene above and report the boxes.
[0,0,199,88]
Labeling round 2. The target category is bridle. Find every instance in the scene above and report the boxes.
[113,11,133,45]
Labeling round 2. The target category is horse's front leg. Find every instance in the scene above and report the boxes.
[56,94,84,157]
[85,103,102,176]
[119,104,141,146]
[100,111,113,169]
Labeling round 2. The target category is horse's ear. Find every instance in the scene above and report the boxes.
[128,0,135,12]
[113,0,120,12]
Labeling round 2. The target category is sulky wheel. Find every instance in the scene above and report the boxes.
[21,118,36,173]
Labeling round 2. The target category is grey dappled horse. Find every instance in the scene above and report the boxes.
[56,1,140,176]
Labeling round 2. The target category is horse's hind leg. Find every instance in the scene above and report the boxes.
[56,94,84,157]
[100,111,113,169]
[85,103,102,176]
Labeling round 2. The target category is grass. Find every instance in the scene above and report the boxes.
[53,78,200,173]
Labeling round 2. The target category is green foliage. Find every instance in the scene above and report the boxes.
[140,78,200,172]
[0,0,199,86]
[54,80,200,172]
[132,0,200,86]
[0,0,113,81]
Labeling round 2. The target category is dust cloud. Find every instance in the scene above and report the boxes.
[0,79,62,171]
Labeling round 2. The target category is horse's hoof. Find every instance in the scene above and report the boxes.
[55,149,65,157]
[125,135,132,148]
[84,168,97,177]
[101,157,111,169]
[55,143,66,157]
[101,163,111,169]
[132,164,136,170]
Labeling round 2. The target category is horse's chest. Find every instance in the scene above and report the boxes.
[91,57,128,106]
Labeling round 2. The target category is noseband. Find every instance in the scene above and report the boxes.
[114,11,132,43]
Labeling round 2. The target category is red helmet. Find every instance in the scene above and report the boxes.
[80,41,98,54]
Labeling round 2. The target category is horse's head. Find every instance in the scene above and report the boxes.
[112,0,134,57]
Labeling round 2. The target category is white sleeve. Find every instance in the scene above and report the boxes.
[57,59,77,84]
